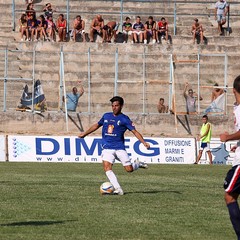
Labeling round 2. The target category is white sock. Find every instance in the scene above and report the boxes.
[131,159,140,171]
[105,170,121,190]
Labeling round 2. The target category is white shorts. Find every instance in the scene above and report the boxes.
[133,30,144,35]
[200,142,210,151]
[123,30,132,35]
[75,29,85,34]
[101,149,131,166]
[70,29,85,37]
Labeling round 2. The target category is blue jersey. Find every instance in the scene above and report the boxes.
[132,22,144,31]
[98,112,135,150]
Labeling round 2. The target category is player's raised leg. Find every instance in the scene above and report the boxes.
[131,158,148,169]
[117,150,148,173]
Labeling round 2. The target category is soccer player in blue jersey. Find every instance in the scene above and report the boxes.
[220,75,240,239]
[79,96,150,195]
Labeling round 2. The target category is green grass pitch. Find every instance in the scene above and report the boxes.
[0,163,236,240]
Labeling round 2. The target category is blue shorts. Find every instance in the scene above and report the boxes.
[200,142,210,151]
[224,165,240,194]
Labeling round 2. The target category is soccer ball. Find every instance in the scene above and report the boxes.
[100,182,114,195]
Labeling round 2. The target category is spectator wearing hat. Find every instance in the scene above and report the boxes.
[191,18,204,44]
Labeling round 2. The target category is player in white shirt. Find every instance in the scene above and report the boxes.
[220,75,240,239]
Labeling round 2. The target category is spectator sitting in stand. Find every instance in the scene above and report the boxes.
[36,15,48,41]
[27,14,37,41]
[156,17,169,44]
[19,13,29,41]
[103,21,119,43]
[205,83,225,113]
[36,15,43,41]
[39,15,48,41]
[26,3,36,20]
[43,3,55,18]
[157,98,169,113]
[191,18,204,44]
[144,16,157,44]
[89,15,106,43]
[132,16,145,44]
[122,17,132,44]
[71,15,86,42]
[56,14,67,42]
[46,15,56,42]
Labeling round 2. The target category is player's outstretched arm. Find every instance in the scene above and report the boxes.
[220,131,240,142]
[78,123,100,138]
[131,129,150,149]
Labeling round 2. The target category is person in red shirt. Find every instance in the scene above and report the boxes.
[156,17,169,43]
[56,14,67,42]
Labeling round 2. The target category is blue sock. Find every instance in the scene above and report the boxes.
[227,201,240,239]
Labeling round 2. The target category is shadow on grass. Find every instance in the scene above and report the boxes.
[0,220,77,227]
[124,190,182,195]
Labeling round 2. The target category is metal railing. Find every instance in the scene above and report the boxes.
[0,47,230,116]
[0,48,36,112]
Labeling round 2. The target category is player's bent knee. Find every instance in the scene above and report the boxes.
[224,192,238,204]
[124,165,133,172]
[102,161,112,172]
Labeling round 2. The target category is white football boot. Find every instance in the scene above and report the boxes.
[134,158,148,169]
[113,188,124,195]
[139,161,148,169]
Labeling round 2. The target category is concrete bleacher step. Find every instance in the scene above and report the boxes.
[1,1,239,118]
